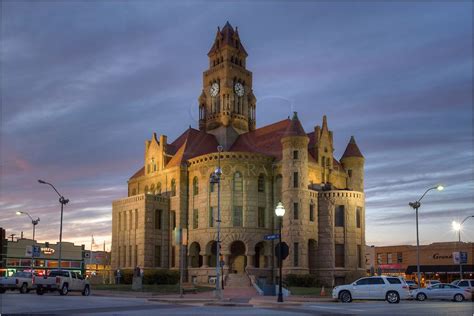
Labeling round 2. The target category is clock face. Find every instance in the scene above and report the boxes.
[210,83,219,97]
[234,82,244,97]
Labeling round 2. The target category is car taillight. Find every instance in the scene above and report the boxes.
[56,277,60,284]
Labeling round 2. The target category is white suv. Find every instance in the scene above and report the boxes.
[332,276,411,304]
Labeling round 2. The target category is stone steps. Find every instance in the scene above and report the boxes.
[226,273,251,288]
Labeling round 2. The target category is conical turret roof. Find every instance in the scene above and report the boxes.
[341,136,363,159]
[282,112,307,137]
[208,21,248,56]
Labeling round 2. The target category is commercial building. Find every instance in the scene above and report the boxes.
[1,238,85,277]
[111,22,366,287]
[366,242,473,284]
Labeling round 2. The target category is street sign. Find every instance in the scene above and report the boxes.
[460,251,468,264]
[275,242,289,260]
[32,245,41,258]
[25,246,32,257]
[264,234,280,241]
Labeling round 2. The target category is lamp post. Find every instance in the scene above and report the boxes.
[452,215,474,279]
[409,185,444,287]
[38,179,69,270]
[16,211,39,278]
[209,145,223,299]
[275,201,285,303]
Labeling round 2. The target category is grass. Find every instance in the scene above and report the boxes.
[288,286,326,296]
[93,283,214,294]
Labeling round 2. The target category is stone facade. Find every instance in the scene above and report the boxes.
[111,22,366,286]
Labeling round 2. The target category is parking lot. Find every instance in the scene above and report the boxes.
[1,292,473,315]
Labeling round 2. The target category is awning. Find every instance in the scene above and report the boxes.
[405,265,474,274]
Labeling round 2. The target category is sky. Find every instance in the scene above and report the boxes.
[1,1,472,250]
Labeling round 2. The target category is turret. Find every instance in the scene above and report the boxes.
[340,136,364,192]
[314,115,334,184]
[280,112,311,272]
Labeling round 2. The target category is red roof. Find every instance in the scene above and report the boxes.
[341,136,364,159]
[282,112,307,138]
[167,128,219,167]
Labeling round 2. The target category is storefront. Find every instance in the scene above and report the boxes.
[366,242,473,284]
[2,238,85,277]
[85,251,111,283]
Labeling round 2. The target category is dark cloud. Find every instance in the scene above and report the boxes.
[1,1,472,248]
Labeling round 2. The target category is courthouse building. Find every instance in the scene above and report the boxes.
[111,22,366,286]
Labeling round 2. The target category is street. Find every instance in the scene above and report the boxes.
[1,292,473,315]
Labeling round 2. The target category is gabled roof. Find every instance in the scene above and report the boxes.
[341,136,364,159]
[166,128,219,167]
[282,112,307,138]
[208,21,248,56]
[230,119,291,160]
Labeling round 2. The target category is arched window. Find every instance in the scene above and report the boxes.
[170,179,176,197]
[132,188,137,196]
[144,185,149,194]
[209,173,215,193]
[150,184,155,193]
[258,174,265,192]
[193,177,199,196]
[233,172,243,191]
[156,182,161,195]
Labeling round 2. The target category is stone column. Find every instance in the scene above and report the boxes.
[246,252,255,269]
[201,252,209,268]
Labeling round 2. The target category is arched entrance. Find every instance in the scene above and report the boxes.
[229,241,246,274]
[206,241,217,268]
[189,242,202,268]
[254,242,266,268]
[308,239,317,273]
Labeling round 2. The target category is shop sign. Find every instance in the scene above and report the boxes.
[379,264,403,270]
[41,247,55,255]
[432,253,452,260]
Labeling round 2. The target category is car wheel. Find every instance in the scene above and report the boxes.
[36,287,44,295]
[416,293,427,301]
[82,285,90,296]
[386,291,400,304]
[20,283,28,294]
[339,290,352,303]
[454,294,464,302]
[59,284,69,296]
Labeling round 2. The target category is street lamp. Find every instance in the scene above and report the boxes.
[275,201,285,303]
[209,145,223,299]
[452,215,474,279]
[38,179,69,270]
[409,184,444,287]
[16,211,40,278]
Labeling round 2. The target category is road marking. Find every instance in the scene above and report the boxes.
[307,305,365,312]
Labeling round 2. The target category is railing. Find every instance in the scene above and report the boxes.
[245,267,264,295]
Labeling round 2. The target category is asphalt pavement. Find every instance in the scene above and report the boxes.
[0,291,473,315]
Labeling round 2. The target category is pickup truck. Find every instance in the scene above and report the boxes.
[35,270,90,296]
[0,271,35,294]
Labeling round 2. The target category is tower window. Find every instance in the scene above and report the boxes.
[356,207,362,228]
[154,245,161,267]
[171,179,176,196]
[293,150,299,159]
[193,209,198,229]
[233,172,243,191]
[233,206,243,227]
[309,204,315,222]
[193,177,199,196]
[335,244,345,267]
[155,209,162,230]
[335,205,345,227]
[293,202,299,220]
[293,172,299,188]
[258,174,265,192]
[258,207,265,228]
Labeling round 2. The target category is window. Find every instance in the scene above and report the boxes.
[335,244,345,267]
[293,202,299,220]
[170,179,176,196]
[234,172,243,191]
[397,252,403,263]
[258,175,265,192]
[293,150,299,159]
[387,253,393,264]
[193,209,199,229]
[209,207,214,227]
[348,169,352,177]
[154,245,161,267]
[132,188,136,195]
[294,242,299,266]
[387,278,402,284]
[357,245,363,268]
[377,253,383,264]
[144,185,149,194]
[233,206,243,227]
[171,246,176,267]
[458,281,469,287]
[193,177,199,195]
[356,278,369,285]
[118,212,122,231]
[128,210,132,231]
[147,164,150,174]
[134,209,138,229]
[258,207,265,228]
[356,207,362,228]
[155,209,162,230]
[309,204,315,222]
[368,278,385,285]
[293,172,299,188]
[150,183,155,193]
[156,182,161,195]
[335,205,345,227]
[170,211,176,230]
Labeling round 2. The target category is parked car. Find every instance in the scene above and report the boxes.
[413,283,471,302]
[0,272,36,294]
[425,280,441,287]
[454,279,474,298]
[332,276,411,304]
[34,270,90,296]
[405,280,418,290]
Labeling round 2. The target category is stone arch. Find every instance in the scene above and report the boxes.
[229,240,246,273]
[206,240,217,268]
[308,239,317,273]
[189,242,202,268]
[254,241,267,268]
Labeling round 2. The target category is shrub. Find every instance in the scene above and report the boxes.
[285,274,319,287]
[143,269,180,285]
[119,269,134,285]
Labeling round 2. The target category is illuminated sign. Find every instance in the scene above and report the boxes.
[41,247,55,255]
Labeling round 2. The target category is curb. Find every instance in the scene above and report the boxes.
[204,302,253,307]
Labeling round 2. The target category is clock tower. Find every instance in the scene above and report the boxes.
[198,22,257,149]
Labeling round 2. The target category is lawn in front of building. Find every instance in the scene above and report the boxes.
[288,286,327,296]
[93,283,214,294]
